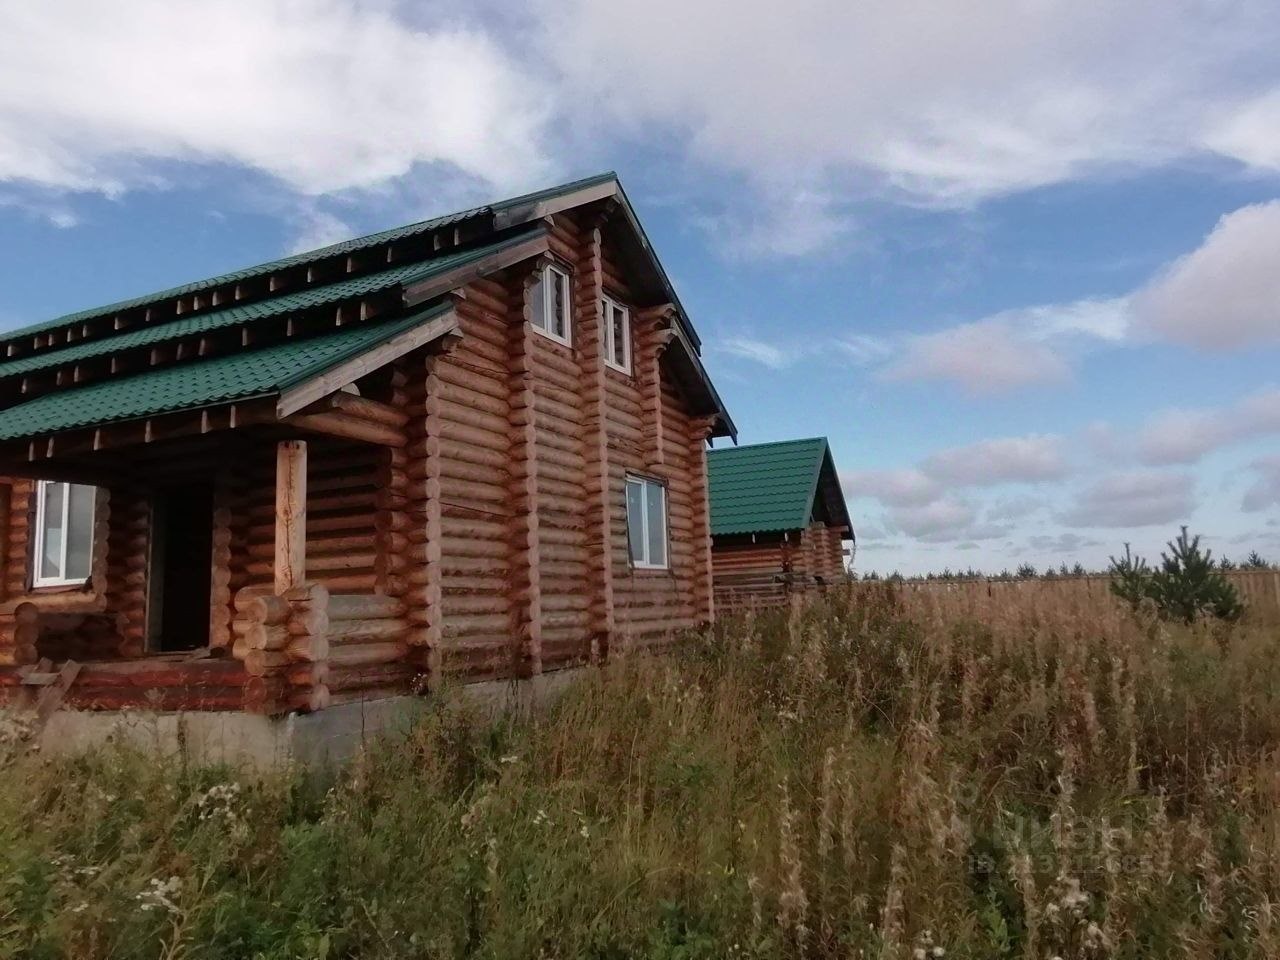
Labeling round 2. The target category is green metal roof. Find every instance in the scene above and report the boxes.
[0,172,617,347]
[0,304,450,441]
[707,437,851,537]
[0,230,537,381]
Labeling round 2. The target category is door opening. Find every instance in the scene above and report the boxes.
[149,484,214,653]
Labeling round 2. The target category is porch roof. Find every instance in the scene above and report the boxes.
[0,303,451,441]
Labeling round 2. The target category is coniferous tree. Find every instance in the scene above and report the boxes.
[1148,527,1242,622]
[1109,543,1151,609]
[1243,550,1270,570]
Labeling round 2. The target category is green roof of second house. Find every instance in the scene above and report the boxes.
[707,437,852,537]
[0,304,450,441]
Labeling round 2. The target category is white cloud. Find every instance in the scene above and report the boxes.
[921,434,1070,485]
[1130,201,1280,349]
[1136,386,1280,464]
[1242,456,1280,512]
[884,318,1070,393]
[719,336,798,369]
[887,497,1009,543]
[547,0,1280,212]
[1060,469,1196,528]
[836,334,894,365]
[844,468,942,508]
[287,209,356,256]
[0,0,551,198]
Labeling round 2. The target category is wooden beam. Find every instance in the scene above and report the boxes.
[401,233,550,309]
[490,180,618,231]
[274,440,307,593]
[284,412,406,447]
[275,308,461,418]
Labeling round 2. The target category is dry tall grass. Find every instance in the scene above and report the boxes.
[2,585,1279,958]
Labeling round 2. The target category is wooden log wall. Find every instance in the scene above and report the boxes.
[432,280,517,679]
[231,438,381,598]
[0,478,132,666]
[803,522,847,582]
[712,535,792,612]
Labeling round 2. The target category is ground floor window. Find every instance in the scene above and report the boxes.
[34,480,95,587]
[626,474,668,569]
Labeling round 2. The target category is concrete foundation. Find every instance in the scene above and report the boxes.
[32,667,588,770]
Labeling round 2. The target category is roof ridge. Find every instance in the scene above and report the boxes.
[2,171,617,344]
[708,436,827,456]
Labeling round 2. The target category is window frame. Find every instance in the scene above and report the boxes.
[531,263,573,347]
[625,474,669,571]
[32,480,95,588]
[600,293,632,374]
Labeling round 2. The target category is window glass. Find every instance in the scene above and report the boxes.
[645,481,667,568]
[36,481,96,585]
[626,478,645,563]
[530,272,547,331]
[551,269,569,339]
[40,481,65,580]
[66,484,95,579]
[611,305,628,368]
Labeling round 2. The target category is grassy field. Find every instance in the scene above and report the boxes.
[2,587,1280,958]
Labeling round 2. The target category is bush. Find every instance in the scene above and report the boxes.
[1109,526,1243,623]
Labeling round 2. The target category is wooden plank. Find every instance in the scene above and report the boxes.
[33,660,81,727]
[274,440,307,592]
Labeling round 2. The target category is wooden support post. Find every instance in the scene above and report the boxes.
[274,440,307,593]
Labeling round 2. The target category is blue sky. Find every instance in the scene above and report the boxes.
[2,0,1279,574]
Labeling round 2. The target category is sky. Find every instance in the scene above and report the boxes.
[1,0,1279,575]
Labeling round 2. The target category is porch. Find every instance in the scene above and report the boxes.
[0,392,425,716]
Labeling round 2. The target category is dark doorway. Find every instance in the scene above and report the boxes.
[150,485,214,653]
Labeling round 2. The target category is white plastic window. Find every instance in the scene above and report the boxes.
[530,264,572,345]
[625,475,668,569]
[34,480,95,586]
[601,295,631,373]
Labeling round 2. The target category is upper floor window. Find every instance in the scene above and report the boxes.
[34,480,95,587]
[601,295,631,374]
[531,264,572,346]
[625,474,668,570]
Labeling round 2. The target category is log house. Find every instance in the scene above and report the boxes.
[0,173,734,715]
[708,438,853,610]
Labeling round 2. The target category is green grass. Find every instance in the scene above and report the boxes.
[2,586,1280,958]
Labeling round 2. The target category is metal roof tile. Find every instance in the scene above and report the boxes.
[0,305,448,441]
[0,231,536,380]
[707,437,834,536]
[0,172,617,347]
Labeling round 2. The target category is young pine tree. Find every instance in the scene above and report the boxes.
[1148,527,1243,622]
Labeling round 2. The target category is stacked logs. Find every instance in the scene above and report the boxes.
[232,582,331,713]
[530,222,594,667]
[325,593,410,704]
[2,480,32,600]
[238,441,381,596]
[507,268,543,678]
[435,287,514,678]
[0,602,39,666]
[209,476,234,651]
[402,352,442,681]
[576,219,615,663]
[103,488,149,657]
